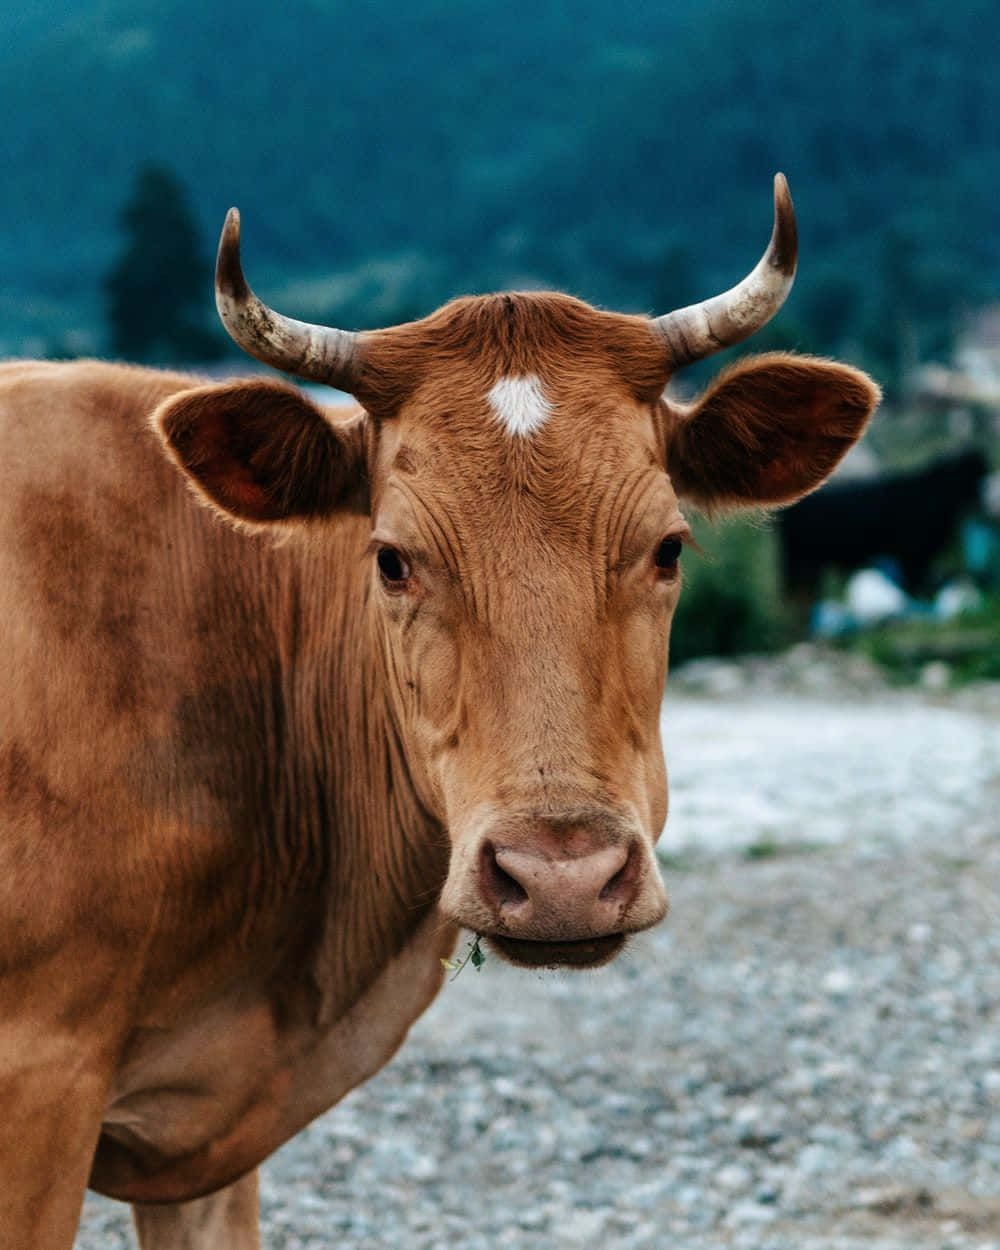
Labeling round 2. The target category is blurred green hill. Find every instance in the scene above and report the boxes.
[2,0,998,367]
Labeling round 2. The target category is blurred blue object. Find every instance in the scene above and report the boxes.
[845,568,909,626]
[811,599,854,638]
[934,579,984,621]
[961,518,1000,583]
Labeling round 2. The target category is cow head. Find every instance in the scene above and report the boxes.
[155,177,879,969]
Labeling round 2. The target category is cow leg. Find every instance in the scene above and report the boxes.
[0,1031,110,1250]
[133,1170,261,1250]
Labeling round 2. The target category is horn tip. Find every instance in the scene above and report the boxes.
[216,208,248,301]
[771,172,797,276]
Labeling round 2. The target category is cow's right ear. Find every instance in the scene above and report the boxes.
[152,379,368,525]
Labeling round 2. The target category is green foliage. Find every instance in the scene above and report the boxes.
[104,162,224,363]
[441,936,486,980]
[743,838,781,862]
[670,517,790,665]
[1,0,997,360]
[848,597,1000,686]
[743,838,824,861]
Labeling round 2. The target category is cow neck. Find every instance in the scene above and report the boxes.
[278,518,450,1024]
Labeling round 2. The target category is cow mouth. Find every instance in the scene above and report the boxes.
[486,932,626,969]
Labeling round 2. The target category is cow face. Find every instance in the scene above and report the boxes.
[359,307,679,968]
[156,291,878,970]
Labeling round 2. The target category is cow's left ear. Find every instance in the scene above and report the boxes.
[153,379,368,525]
[665,354,880,510]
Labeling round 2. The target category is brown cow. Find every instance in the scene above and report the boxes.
[0,176,878,1248]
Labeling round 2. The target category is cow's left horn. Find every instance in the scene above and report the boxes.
[215,209,363,390]
[651,173,797,368]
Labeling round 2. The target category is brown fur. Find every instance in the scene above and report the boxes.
[666,353,880,509]
[357,291,670,414]
[0,294,878,1249]
[158,379,369,524]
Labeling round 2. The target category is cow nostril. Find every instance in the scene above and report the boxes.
[599,842,639,904]
[481,842,529,908]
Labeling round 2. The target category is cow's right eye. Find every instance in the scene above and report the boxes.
[376,545,411,589]
[654,536,683,574]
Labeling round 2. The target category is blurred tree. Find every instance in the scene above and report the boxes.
[670,518,790,663]
[801,275,863,352]
[649,244,699,321]
[104,162,223,363]
[868,229,920,400]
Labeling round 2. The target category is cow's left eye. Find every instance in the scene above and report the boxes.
[376,545,411,589]
[654,536,683,573]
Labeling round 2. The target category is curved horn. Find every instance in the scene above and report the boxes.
[215,209,363,389]
[651,173,798,368]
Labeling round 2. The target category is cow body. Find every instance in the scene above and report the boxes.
[0,361,453,1212]
[1,181,880,1249]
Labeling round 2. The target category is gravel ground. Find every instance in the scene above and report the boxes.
[77,654,1000,1249]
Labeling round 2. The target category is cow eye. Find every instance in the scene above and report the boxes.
[376,545,411,589]
[654,536,683,573]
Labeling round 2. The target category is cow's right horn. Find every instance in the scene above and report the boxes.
[215,209,363,391]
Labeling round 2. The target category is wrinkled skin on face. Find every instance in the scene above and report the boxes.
[367,369,678,965]
[159,290,880,969]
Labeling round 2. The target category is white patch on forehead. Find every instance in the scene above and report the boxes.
[486,375,552,437]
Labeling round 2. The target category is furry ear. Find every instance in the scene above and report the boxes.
[666,354,880,510]
[153,379,368,524]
